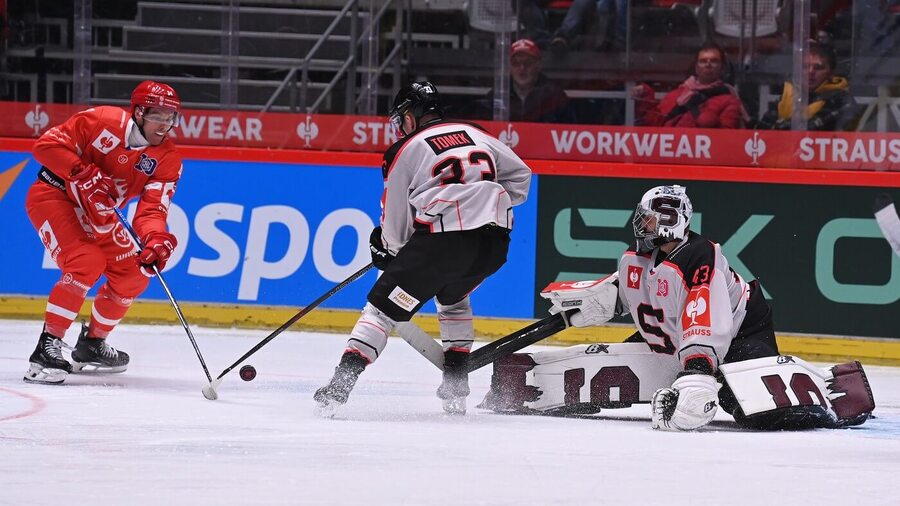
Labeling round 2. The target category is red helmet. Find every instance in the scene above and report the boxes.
[130,80,181,115]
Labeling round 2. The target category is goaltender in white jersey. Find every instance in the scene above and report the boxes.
[483,185,874,431]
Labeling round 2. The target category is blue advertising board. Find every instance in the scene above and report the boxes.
[0,151,538,318]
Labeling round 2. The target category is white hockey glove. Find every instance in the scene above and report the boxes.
[540,273,620,328]
[651,373,720,431]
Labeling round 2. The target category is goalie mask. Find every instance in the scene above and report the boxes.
[389,81,444,137]
[633,185,693,253]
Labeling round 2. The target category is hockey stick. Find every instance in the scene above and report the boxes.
[874,193,900,258]
[395,310,575,373]
[202,262,375,400]
[395,322,445,369]
[112,207,214,387]
[466,310,573,372]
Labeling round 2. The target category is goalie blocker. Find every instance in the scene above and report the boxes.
[480,348,874,430]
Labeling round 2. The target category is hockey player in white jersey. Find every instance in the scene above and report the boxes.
[483,185,874,430]
[315,81,532,416]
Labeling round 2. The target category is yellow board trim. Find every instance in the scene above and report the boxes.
[3,295,899,366]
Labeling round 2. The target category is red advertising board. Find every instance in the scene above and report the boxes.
[2,101,897,171]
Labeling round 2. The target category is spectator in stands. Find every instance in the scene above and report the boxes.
[461,38,573,123]
[508,38,573,122]
[756,42,859,131]
[632,42,749,129]
[550,0,627,53]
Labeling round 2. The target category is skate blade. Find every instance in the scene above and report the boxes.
[23,363,68,385]
[442,397,467,415]
[313,401,340,419]
[70,362,127,374]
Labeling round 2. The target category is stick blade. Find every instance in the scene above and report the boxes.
[202,378,223,400]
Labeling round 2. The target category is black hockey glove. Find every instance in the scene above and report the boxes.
[369,226,395,270]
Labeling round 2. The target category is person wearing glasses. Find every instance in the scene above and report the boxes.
[23,80,183,384]
[314,81,532,417]
[462,39,573,124]
[757,42,860,131]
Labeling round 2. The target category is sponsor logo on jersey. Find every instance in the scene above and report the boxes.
[424,130,475,155]
[112,223,133,249]
[388,286,420,312]
[91,129,121,154]
[681,285,711,329]
[134,153,159,176]
[656,279,669,297]
[585,343,609,354]
[118,154,128,164]
[627,265,643,289]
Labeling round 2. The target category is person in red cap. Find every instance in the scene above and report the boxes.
[508,38,572,123]
[22,80,184,384]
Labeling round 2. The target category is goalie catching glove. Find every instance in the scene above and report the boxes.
[540,273,621,327]
[138,231,177,277]
[651,372,720,431]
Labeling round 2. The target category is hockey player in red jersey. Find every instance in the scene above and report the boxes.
[23,80,183,384]
[314,81,532,416]
[484,185,874,430]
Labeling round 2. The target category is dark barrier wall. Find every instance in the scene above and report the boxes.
[536,176,900,339]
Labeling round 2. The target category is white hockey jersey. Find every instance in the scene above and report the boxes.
[379,121,532,254]
[617,231,751,372]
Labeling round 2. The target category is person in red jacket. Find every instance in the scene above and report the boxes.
[633,42,749,129]
[24,80,183,384]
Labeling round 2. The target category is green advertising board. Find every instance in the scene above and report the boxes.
[536,176,899,339]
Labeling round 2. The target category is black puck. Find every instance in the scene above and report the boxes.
[239,365,257,382]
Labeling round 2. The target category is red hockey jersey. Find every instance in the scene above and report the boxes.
[32,105,182,239]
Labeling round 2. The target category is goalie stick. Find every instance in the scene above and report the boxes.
[874,193,900,257]
[395,310,574,372]
[113,207,214,386]
[202,262,374,400]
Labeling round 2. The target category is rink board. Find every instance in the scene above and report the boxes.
[0,150,538,318]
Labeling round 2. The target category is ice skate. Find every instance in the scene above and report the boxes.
[23,330,73,385]
[437,350,470,415]
[313,352,367,417]
[70,323,129,374]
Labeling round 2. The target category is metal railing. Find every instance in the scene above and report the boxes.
[261,0,409,114]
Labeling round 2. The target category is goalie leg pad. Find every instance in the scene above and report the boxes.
[479,343,680,414]
[827,361,875,425]
[720,356,875,430]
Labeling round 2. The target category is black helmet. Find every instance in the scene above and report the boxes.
[389,81,443,134]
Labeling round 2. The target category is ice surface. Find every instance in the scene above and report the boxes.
[1,319,898,506]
